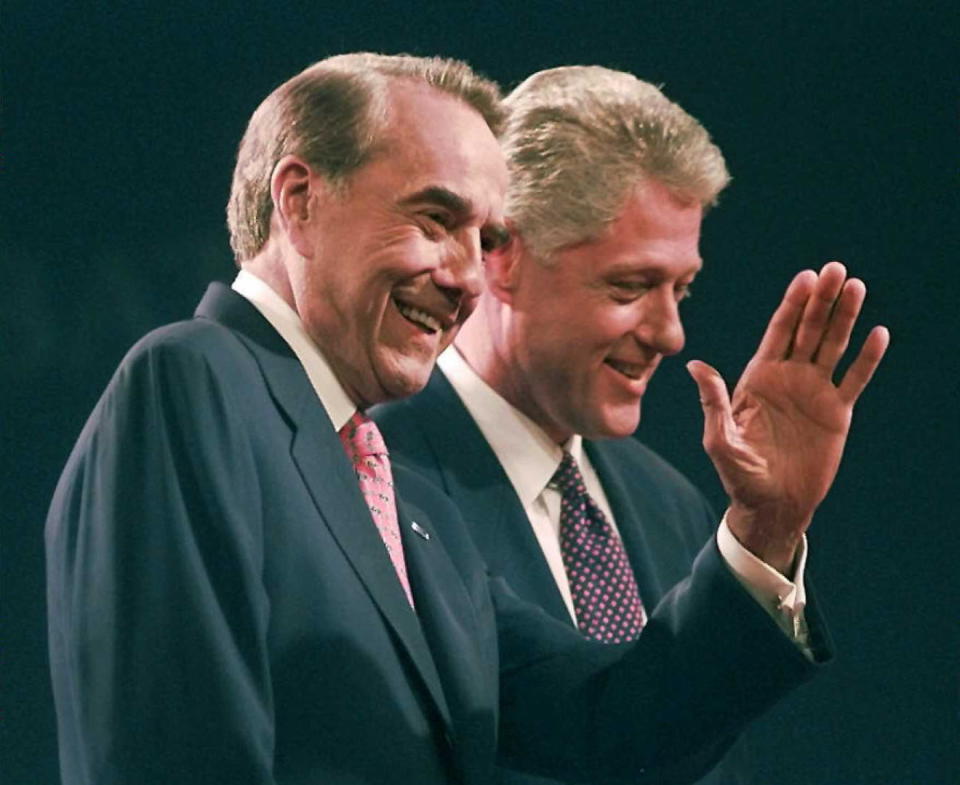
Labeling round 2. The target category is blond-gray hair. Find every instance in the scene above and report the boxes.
[501,65,730,260]
[227,52,504,262]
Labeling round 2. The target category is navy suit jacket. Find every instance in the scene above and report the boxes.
[373,369,830,785]
[47,284,828,785]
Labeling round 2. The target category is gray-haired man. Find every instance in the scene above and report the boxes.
[375,65,888,785]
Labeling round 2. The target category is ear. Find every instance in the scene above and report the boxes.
[270,155,326,258]
[484,222,527,304]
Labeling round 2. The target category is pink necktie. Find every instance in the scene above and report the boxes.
[339,411,415,608]
[553,451,646,643]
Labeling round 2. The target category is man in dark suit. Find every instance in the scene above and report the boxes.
[46,56,886,785]
[374,66,890,785]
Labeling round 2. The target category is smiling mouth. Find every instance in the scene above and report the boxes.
[394,299,442,334]
[604,359,645,380]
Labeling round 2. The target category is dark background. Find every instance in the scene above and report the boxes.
[4,2,958,783]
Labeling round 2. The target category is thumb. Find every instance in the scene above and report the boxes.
[686,360,733,456]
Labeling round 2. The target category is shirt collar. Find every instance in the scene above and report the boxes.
[231,270,356,431]
[438,345,583,506]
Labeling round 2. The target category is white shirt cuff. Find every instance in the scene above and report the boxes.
[717,513,813,657]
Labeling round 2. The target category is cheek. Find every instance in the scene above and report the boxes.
[597,305,642,339]
[337,227,437,295]
[376,227,442,276]
[560,307,635,357]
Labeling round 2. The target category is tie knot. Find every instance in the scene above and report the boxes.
[550,451,586,496]
[339,410,388,459]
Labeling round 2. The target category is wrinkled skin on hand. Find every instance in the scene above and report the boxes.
[687,262,890,573]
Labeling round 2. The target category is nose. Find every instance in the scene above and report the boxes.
[634,287,685,356]
[431,227,484,302]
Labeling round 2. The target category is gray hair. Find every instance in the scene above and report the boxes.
[227,52,504,262]
[500,65,730,260]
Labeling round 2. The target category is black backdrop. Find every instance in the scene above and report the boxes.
[4,2,958,783]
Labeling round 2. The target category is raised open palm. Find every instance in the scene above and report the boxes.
[688,262,889,571]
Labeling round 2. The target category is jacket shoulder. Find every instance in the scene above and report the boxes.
[596,436,705,499]
[125,316,253,365]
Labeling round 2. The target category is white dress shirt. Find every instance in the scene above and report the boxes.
[438,345,812,650]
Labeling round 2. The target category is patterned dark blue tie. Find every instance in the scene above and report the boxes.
[552,451,646,643]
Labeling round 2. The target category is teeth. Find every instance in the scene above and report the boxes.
[606,359,643,380]
[395,302,442,333]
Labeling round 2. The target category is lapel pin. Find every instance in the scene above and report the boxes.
[411,521,431,541]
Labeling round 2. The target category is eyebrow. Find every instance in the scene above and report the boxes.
[603,258,703,278]
[400,185,509,249]
[400,186,473,217]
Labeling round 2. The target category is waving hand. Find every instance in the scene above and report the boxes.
[687,262,889,573]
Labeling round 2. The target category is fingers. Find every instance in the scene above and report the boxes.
[792,261,848,361]
[686,360,733,455]
[757,262,876,381]
[754,269,817,361]
[838,325,890,404]
[814,277,866,371]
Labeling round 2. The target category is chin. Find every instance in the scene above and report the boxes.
[378,360,434,401]
[589,407,642,440]
[386,377,430,401]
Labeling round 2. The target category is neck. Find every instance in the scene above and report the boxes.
[454,296,509,397]
[455,299,571,446]
[239,240,298,315]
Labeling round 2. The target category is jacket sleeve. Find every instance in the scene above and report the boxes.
[46,329,276,785]
[493,535,830,785]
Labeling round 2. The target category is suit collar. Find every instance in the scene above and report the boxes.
[412,370,521,531]
[407,370,573,624]
[194,283,454,731]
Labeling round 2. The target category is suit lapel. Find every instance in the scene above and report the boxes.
[411,371,573,625]
[194,283,453,732]
[397,497,481,714]
[289,402,454,732]
[584,440,668,605]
